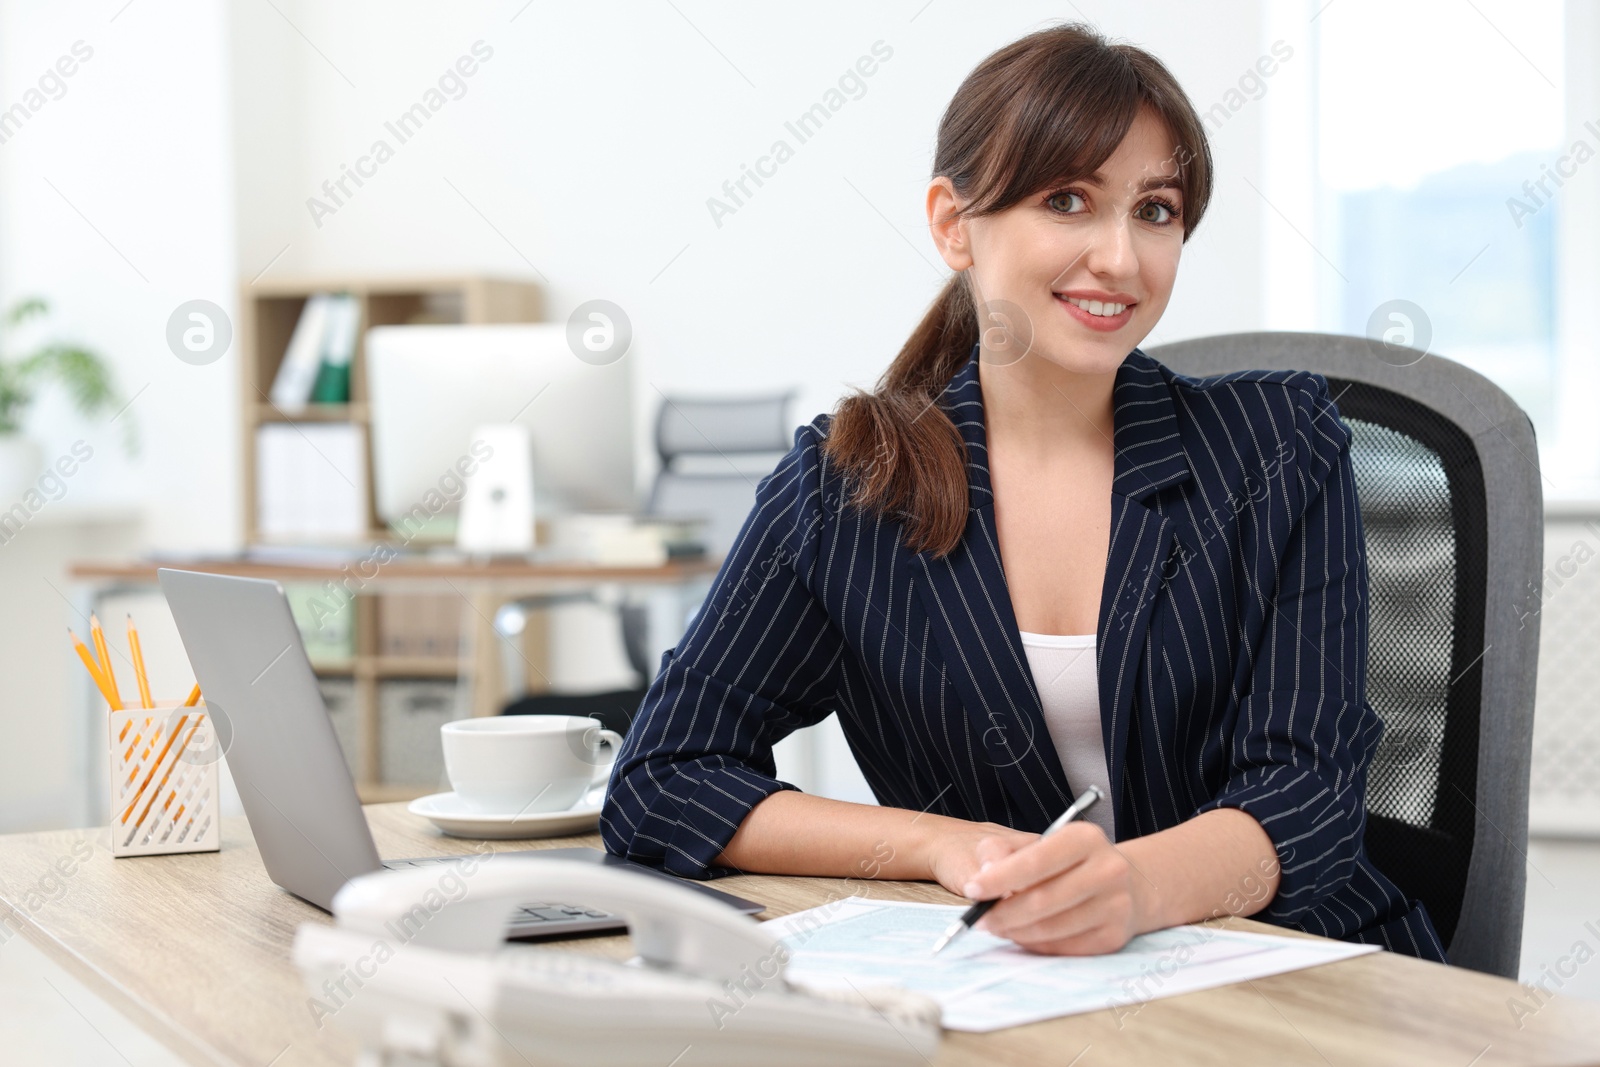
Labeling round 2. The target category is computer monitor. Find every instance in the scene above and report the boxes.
[366,324,635,528]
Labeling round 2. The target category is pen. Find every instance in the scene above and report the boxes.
[930,783,1105,956]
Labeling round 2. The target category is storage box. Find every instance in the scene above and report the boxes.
[285,582,356,662]
[319,677,359,779]
[377,594,462,658]
[379,679,465,787]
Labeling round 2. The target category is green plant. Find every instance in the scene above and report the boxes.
[0,297,133,451]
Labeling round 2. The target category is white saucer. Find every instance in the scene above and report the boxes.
[408,789,604,839]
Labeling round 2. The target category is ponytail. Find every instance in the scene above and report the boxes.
[822,273,977,557]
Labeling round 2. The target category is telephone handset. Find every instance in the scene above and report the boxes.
[293,857,941,1066]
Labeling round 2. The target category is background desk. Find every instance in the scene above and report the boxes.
[2,806,1597,1067]
[67,556,719,809]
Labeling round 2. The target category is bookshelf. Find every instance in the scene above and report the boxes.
[238,275,544,544]
[236,275,544,800]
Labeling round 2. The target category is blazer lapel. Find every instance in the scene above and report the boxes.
[916,503,1074,828]
[1097,349,1193,832]
[913,344,1192,835]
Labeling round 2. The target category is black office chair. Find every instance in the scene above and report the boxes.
[1149,331,1543,977]
[500,390,796,734]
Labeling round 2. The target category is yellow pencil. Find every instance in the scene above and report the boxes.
[127,615,153,710]
[68,628,119,709]
[183,683,202,707]
[121,710,195,824]
[88,614,123,711]
[131,714,205,830]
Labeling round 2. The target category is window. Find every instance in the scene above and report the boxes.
[1313,0,1565,447]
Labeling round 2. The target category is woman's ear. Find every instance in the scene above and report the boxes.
[927,177,973,271]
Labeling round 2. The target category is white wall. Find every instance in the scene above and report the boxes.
[0,0,237,831]
[235,0,1272,453]
[0,514,141,831]
[0,0,238,551]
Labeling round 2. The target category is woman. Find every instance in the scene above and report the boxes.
[601,22,1446,962]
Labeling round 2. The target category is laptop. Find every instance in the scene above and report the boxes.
[157,567,762,939]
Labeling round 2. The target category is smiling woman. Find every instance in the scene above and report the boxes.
[822,26,1210,558]
[602,21,1447,966]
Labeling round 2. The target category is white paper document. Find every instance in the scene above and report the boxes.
[764,897,1380,1032]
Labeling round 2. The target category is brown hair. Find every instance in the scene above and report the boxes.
[822,22,1213,556]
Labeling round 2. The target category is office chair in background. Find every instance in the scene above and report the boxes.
[499,391,796,735]
[1149,331,1543,978]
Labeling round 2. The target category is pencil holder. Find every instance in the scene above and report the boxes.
[108,702,221,857]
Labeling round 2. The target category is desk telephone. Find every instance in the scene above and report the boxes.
[293,858,942,1066]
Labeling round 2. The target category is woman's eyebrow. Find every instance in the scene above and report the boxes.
[1135,176,1183,194]
[1077,172,1184,195]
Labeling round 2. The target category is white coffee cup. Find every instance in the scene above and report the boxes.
[440,716,623,815]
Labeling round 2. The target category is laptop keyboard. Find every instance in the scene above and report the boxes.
[516,904,612,921]
[381,857,615,928]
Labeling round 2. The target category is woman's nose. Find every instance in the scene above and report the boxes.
[1076,214,1139,278]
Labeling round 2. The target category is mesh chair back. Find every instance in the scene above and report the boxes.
[1148,332,1541,977]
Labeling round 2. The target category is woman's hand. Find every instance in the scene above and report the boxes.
[924,820,1036,899]
[956,823,1164,955]
[718,793,1278,955]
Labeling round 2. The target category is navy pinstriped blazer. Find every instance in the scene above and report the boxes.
[602,343,1448,961]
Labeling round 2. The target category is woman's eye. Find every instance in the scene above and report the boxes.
[1138,200,1176,224]
[1047,191,1085,214]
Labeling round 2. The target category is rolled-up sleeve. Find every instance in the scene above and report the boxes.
[1192,376,1384,922]
[600,422,846,879]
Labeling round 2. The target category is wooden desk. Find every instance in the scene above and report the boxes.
[68,555,721,713]
[68,556,722,587]
[2,807,1596,1066]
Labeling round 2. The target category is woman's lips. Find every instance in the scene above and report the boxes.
[1056,294,1134,332]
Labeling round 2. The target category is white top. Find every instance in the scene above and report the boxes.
[1017,630,1116,841]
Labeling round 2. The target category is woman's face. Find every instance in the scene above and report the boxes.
[928,106,1187,375]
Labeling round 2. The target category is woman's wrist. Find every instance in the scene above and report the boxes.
[914,816,1038,894]
[1114,809,1281,931]
[901,811,981,882]
[824,807,1013,886]
[1117,841,1174,932]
